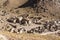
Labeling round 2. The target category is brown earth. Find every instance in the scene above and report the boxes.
[0,31,60,40]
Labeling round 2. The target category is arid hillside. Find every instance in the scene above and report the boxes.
[0,0,60,40]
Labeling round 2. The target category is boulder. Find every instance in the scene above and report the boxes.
[6,0,28,8]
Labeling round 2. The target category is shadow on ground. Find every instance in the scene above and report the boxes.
[18,0,38,8]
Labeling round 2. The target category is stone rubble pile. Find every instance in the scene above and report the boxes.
[5,24,26,33]
[27,20,60,33]
[7,16,30,25]
[6,16,60,34]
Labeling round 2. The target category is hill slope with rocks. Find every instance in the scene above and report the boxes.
[0,0,60,40]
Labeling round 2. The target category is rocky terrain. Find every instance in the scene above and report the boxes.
[0,0,60,40]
